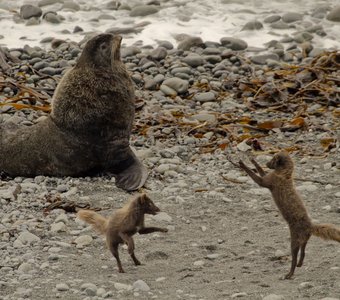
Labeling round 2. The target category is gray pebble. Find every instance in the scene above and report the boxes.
[17,231,40,245]
[220,37,247,50]
[56,283,70,291]
[150,47,167,60]
[250,53,279,65]
[161,78,189,94]
[263,295,285,300]
[242,20,263,30]
[44,12,61,24]
[177,36,204,51]
[26,17,40,26]
[282,12,303,23]
[194,92,216,102]
[264,15,281,23]
[62,0,80,11]
[327,5,340,22]
[130,5,159,17]
[20,4,42,19]
[74,235,93,247]
[133,280,150,292]
[182,54,204,67]
[271,20,291,29]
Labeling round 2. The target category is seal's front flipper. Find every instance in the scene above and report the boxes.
[114,152,148,191]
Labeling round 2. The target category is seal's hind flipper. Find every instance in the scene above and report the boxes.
[114,152,148,191]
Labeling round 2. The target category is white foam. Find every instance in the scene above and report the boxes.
[0,0,339,50]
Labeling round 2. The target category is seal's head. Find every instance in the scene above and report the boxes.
[77,33,122,69]
[266,151,294,176]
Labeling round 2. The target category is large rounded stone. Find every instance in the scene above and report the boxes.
[177,36,204,51]
[129,5,159,17]
[242,20,263,30]
[282,12,303,23]
[161,78,189,95]
[220,37,247,50]
[327,5,340,22]
[20,5,42,19]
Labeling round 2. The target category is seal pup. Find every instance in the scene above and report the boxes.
[238,151,340,279]
[77,193,168,273]
[0,34,147,191]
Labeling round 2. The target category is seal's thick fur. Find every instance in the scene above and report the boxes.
[0,34,147,191]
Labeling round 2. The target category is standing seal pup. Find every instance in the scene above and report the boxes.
[0,34,147,191]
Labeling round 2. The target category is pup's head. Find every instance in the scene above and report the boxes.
[77,33,122,69]
[266,151,294,174]
[136,193,160,215]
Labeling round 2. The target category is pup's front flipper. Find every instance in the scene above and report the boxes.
[114,150,148,191]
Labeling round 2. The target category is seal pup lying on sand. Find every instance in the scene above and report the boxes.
[238,151,340,279]
[0,34,147,191]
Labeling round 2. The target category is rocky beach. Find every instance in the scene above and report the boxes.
[0,0,340,299]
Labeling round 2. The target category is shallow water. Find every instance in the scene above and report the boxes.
[0,0,340,49]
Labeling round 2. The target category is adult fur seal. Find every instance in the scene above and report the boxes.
[0,34,147,191]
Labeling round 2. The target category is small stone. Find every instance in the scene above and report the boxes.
[274,250,285,258]
[299,282,314,290]
[130,5,159,17]
[194,92,216,102]
[75,235,93,247]
[182,55,204,67]
[56,283,69,291]
[44,12,61,24]
[81,283,97,296]
[206,254,219,260]
[133,280,150,292]
[323,162,333,170]
[282,12,303,23]
[55,214,68,223]
[242,20,263,30]
[296,184,318,192]
[17,231,40,245]
[191,113,217,123]
[18,263,33,273]
[114,282,132,291]
[62,0,80,11]
[177,36,204,51]
[335,192,340,198]
[231,292,248,298]
[152,212,172,222]
[271,20,291,29]
[263,294,285,300]
[56,184,69,193]
[264,15,281,23]
[50,222,67,233]
[26,17,40,26]
[237,140,252,152]
[220,37,247,50]
[150,47,167,60]
[250,53,279,65]
[193,260,205,266]
[161,78,189,94]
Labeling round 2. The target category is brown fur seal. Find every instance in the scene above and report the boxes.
[0,34,147,191]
